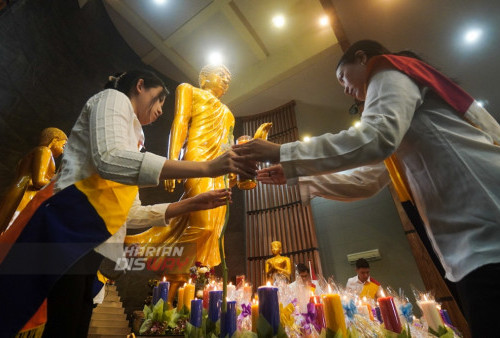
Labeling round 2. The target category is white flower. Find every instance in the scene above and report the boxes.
[199,267,208,274]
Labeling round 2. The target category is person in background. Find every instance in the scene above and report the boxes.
[289,263,318,312]
[233,40,500,337]
[346,258,381,300]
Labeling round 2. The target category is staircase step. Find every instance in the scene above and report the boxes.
[88,326,131,335]
[91,312,127,321]
[103,294,121,302]
[104,289,118,297]
[89,319,130,328]
[105,284,117,292]
[99,300,123,308]
[93,306,124,315]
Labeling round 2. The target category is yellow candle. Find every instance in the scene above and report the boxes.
[183,280,195,311]
[322,292,346,336]
[251,299,259,332]
[177,286,185,311]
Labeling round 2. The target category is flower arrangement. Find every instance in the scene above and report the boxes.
[189,261,215,292]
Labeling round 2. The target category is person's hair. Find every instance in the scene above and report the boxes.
[336,40,424,70]
[198,64,231,87]
[296,263,309,274]
[355,258,370,269]
[39,127,67,146]
[104,69,169,101]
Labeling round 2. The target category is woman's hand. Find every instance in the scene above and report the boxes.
[207,150,258,179]
[164,189,231,220]
[257,164,286,185]
[232,139,281,163]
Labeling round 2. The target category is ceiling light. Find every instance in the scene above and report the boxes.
[353,121,362,128]
[476,100,485,107]
[153,0,166,4]
[272,15,285,28]
[319,16,329,27]
[464,28,482,43]
[207,52,223,65]
[303,136,311,142]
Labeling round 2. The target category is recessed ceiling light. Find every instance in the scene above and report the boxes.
[319,15,329,27]
[272,15,285,28]
[464,28,482,43]
[303,136,311,142]
[353,120,362,128]
[207,52,223,65]
[153,0,166,4]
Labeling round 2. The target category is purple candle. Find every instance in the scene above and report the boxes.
[158,279,170,304]
[190,299,203,328]
[374,306,383,323]
[152,286,160,305]
[220,300,236,338]
[208,290,223,322]
[257,284,280,334]
[440,309,453,326]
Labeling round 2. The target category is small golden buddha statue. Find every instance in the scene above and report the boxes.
[265,241,292,282]
[0,127,67,233]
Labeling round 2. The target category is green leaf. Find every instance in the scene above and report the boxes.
[256,316,274,338]
[143,304,152,319]
[139,318,153,334]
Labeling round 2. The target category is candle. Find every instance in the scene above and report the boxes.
[322,289,347,336]
[417,297,444,332]
[208,290,223,322]
[183,279,195,311]
[378,294,402,333]
[243,283,252,303]
[152,286,160,305]
[190,299,203,328]
[177,285,185,311]
[311,297,326,331]
[374,306,383,323]
[440,309,452,326]
[362,297,374,321]
[203,282,215,309]
[158,277,170,305]
[257,283,280,335]
[220,300,237,338]
[227,282,236,300]
[251,299,259,332]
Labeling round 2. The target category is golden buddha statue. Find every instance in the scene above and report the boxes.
[0,128,67,234]
[125,64,235,268]
[265,241,292,282]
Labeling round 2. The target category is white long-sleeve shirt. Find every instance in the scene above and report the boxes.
[55,89,169,260]
[281,70,500,282]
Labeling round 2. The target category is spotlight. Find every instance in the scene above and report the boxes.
[464,28,482,44]
[303,136,311,143]
[207,52,223,65]
[319,16,329,27]
[272,15,285,28]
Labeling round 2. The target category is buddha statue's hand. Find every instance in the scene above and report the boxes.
[164,179,176,192]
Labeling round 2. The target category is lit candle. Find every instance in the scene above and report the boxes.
[203,281,215,309]
[190,299,203,328]
[183,279,195,311]
[440,308,453,326]
[243,283,253,303]
[176,284,185,311]
[257,282,280,335]
[362,297,374,321]
[322,286,347,336]
[251,299,259,332]
[152,286,160,305]
[417,295,444,332]
[220,300,237,337]
[227,282,236,300]
[158,277,169,305]
[312,296,326,331]
[208,290,223,322]
[378,291,402,334]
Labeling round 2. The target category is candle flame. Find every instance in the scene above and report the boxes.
[163,276,166,282]
[245,282,248,287]
[313,296,318,304]
[436,304,441,310]
[380,289,386,298]
[229,282,233,285]
[423,294,428,301]
[188,278,192,284]
[183,283,187,287]
[327,285,332,293]
[363,296,367,302]
[266,281,271,286]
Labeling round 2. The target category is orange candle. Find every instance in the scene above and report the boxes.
[177,285,185,311]
[183,279,195,311]
[251,298,259,332]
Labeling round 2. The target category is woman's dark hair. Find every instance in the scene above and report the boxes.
[336,39,424,69]
[104,69,169,101]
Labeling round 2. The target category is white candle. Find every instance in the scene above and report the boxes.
[227,282,236,300]
[417,297,444,332]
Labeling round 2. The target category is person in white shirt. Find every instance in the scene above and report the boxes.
[346,258,382,300]
[0,69,256,338]
[233,40,500,337]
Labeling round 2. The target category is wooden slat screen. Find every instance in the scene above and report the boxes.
[240,101,322,289]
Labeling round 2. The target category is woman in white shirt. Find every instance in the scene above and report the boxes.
[233,40,500,337]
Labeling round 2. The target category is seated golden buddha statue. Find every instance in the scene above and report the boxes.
[265,241,292,282]
[126,64,235,269]
[0,127,67,234]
